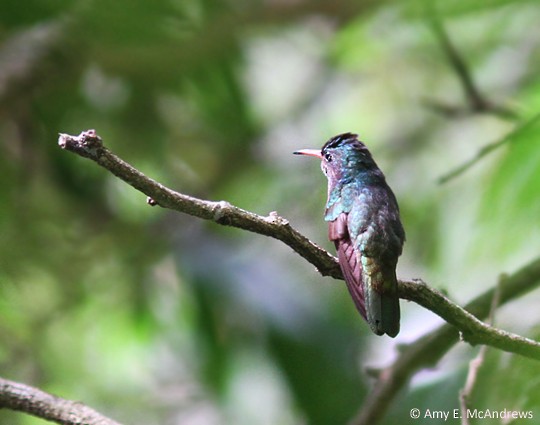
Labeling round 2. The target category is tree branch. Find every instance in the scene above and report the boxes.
[438,111,540,184]
[58,130,342,280]
[428,15,486,113]
[350,257,540,425]
[57,130,540,361]
[0,376,122,425]
[425,4,516,120]
[55,130,540,425]
[399,278,540,359]
[458,282,500,425]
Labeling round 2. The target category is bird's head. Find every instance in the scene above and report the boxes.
[294,133,381,184]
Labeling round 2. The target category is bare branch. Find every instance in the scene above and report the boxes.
[425,4,516,120]
[350,258,540,425]
[400,279,540,359]
[0,376,122,425]
[428,16,485,111]
[58,130,342,279]
[56,130,540,425]
[459,283,501,425]
[438,112,540,184]
[58,130,540,359]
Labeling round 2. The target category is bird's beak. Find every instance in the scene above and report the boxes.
[293,149,322,159]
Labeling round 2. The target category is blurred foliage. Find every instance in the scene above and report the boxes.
[1,0,540,424]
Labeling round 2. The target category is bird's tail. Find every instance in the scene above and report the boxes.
[335,238,400,337]
[362,257,400,337]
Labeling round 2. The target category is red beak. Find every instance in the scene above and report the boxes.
[293,149,322,159]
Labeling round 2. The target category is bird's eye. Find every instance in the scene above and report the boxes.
[324,152,332,162]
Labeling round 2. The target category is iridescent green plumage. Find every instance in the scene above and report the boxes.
[295,133,405,337]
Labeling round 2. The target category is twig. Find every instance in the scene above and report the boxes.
[459,281,502,425]
[0,376,122,425]
[459,355,484,425]
[57,130,540,425]
[425,4,516,119]
[428,13,485,112]
[400,279,540,359]
[58,130,342,280]
[350,257,540,425]
[438,112,540,184]
[58,130,540,360]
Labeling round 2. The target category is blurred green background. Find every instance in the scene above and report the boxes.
[2,0,540,424]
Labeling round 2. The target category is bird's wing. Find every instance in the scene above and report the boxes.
[330,210,400,337]
[328,213,367,321]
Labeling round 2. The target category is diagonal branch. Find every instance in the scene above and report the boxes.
[52,129,540,425]
[458,282,501,425]
[0,376,122,425]
[425,4,516,120]
[58,130,540,359]
[400,278,540,359]
[350,258,540,425]
[58,130,342,280]
[428,15,486,112]
[438,111,540,184]
[51,130,540,425]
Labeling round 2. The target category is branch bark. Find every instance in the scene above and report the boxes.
[350,257,540,425]
[54,130,540,425]
[0,377,122,425]
[57,130,540,361]
[58,130,342,279]
[399,278,540,359]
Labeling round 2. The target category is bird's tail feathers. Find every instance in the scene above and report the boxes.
[362,258,400,338]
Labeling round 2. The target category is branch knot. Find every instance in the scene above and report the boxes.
[58,129,104,160]
[265,211,289,226]
[212,200,234,225]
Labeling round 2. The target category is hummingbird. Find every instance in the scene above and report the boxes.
[294,133,405,337]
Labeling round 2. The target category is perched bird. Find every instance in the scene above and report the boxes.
[294,133,405,337]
